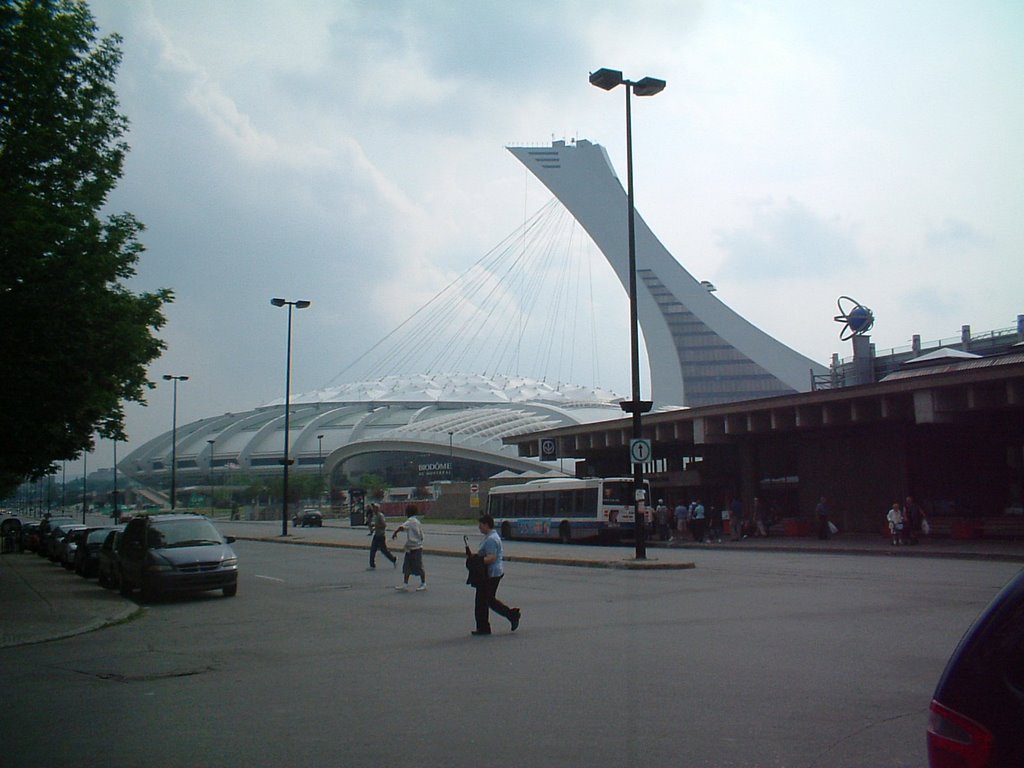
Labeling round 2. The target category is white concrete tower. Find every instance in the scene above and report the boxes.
[508,139,827,408]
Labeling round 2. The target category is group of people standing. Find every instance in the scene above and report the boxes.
[653,497,771,544]
[886,496,928,545]
[366,503,521,635]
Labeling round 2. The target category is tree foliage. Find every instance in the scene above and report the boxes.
[0,0,172,495]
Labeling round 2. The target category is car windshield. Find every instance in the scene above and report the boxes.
[149,519,225,548]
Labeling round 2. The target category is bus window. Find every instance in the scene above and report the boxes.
[603,481,630,506]
[577,488,598,517]
[526,496,541,517]
[542,493,557,517]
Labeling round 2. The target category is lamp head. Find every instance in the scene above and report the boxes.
[271,298,286,307]
[633,76,666,97]
[589,68,623,90]
[295,300,311,309]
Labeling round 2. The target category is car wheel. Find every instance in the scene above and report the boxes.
[119,577,132,597]
[223,584,238,597]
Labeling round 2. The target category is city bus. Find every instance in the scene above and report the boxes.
[487,477,649,544]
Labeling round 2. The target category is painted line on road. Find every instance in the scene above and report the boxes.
[254,574,286,582]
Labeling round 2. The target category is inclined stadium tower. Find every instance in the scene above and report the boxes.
[508,139,827,408]
[121,139,827,492]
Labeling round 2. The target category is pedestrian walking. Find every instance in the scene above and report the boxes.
[730,497,745,540]
[655,500,670,541]
[816,496,831,540]
[391,505,427,591]
[367,503,397,569]
[672,502,687,545]
[471,514,520,636]
[691,500,706,543]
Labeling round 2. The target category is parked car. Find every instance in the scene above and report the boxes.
[20,521,41,552]
[60,527,91,569]
[97,529,124,589]
[49,523,87,562]
[293,508,323,528]
[74,526,120,577]
[36,516,77,558]
[118,514,238,600]
[928,569,1024,767]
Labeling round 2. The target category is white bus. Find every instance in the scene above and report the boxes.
[487,477,649,544]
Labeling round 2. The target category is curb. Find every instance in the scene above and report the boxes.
[231,535,698,570]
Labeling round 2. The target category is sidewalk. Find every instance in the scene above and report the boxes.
[0,551,139,649]
[3,523,1022,649]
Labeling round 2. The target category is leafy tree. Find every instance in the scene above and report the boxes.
[0,0,171,495]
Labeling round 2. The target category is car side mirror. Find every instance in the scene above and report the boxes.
[225,536,236,544]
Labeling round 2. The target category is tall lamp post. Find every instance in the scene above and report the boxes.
[112,436,119,524]
[317,433,324,509]
[271,297,311,536]
[589,67,665,560]
[163,374,189,510]
[207,439,216,509]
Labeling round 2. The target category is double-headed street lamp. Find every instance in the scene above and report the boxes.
[163,374,190,510]
[271,297,311,536]
[589,67,666,560]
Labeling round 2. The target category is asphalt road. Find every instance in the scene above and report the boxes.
[3,537,1019,768]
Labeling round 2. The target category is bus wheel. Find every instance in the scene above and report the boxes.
[558,521,571,544]
[501,521,512,540]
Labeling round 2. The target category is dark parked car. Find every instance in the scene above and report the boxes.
[928,568,1024,767]
[49,523,87,563]
[60,527,91,569]
[20,521,41,552]
[74,526,120,577]
[97,529,124,589]
[36,516,77,558]
[293,508,323,528]
[118,514,238,600]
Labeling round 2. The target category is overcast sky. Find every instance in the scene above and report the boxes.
[70,0,1023,476]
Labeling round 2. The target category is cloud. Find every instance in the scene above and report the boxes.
[926,218,992,251]
[716,198,862,280]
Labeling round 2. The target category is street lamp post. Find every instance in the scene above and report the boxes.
[271,297,311,536]
[163,374,190,510]
[317,433,324,509]
[112,436,118,524]
[81,449,88,524]
[207,439,216,510]
[589,67,665,560]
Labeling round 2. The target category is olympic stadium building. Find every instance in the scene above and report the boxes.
[119,374,628,495]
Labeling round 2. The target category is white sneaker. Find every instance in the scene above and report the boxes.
[394,585,408,591]
[415,584,427,592]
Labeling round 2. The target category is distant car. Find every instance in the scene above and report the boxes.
[97,529,124,589]
[60,527,92,569]
[928,569,1024,767]
[118,514,238,600]
[293,509,323,528]
[74,526,120,577]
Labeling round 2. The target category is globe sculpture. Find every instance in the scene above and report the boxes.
[834,296,875,341]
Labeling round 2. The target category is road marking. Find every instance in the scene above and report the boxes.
[254,575,285,582]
